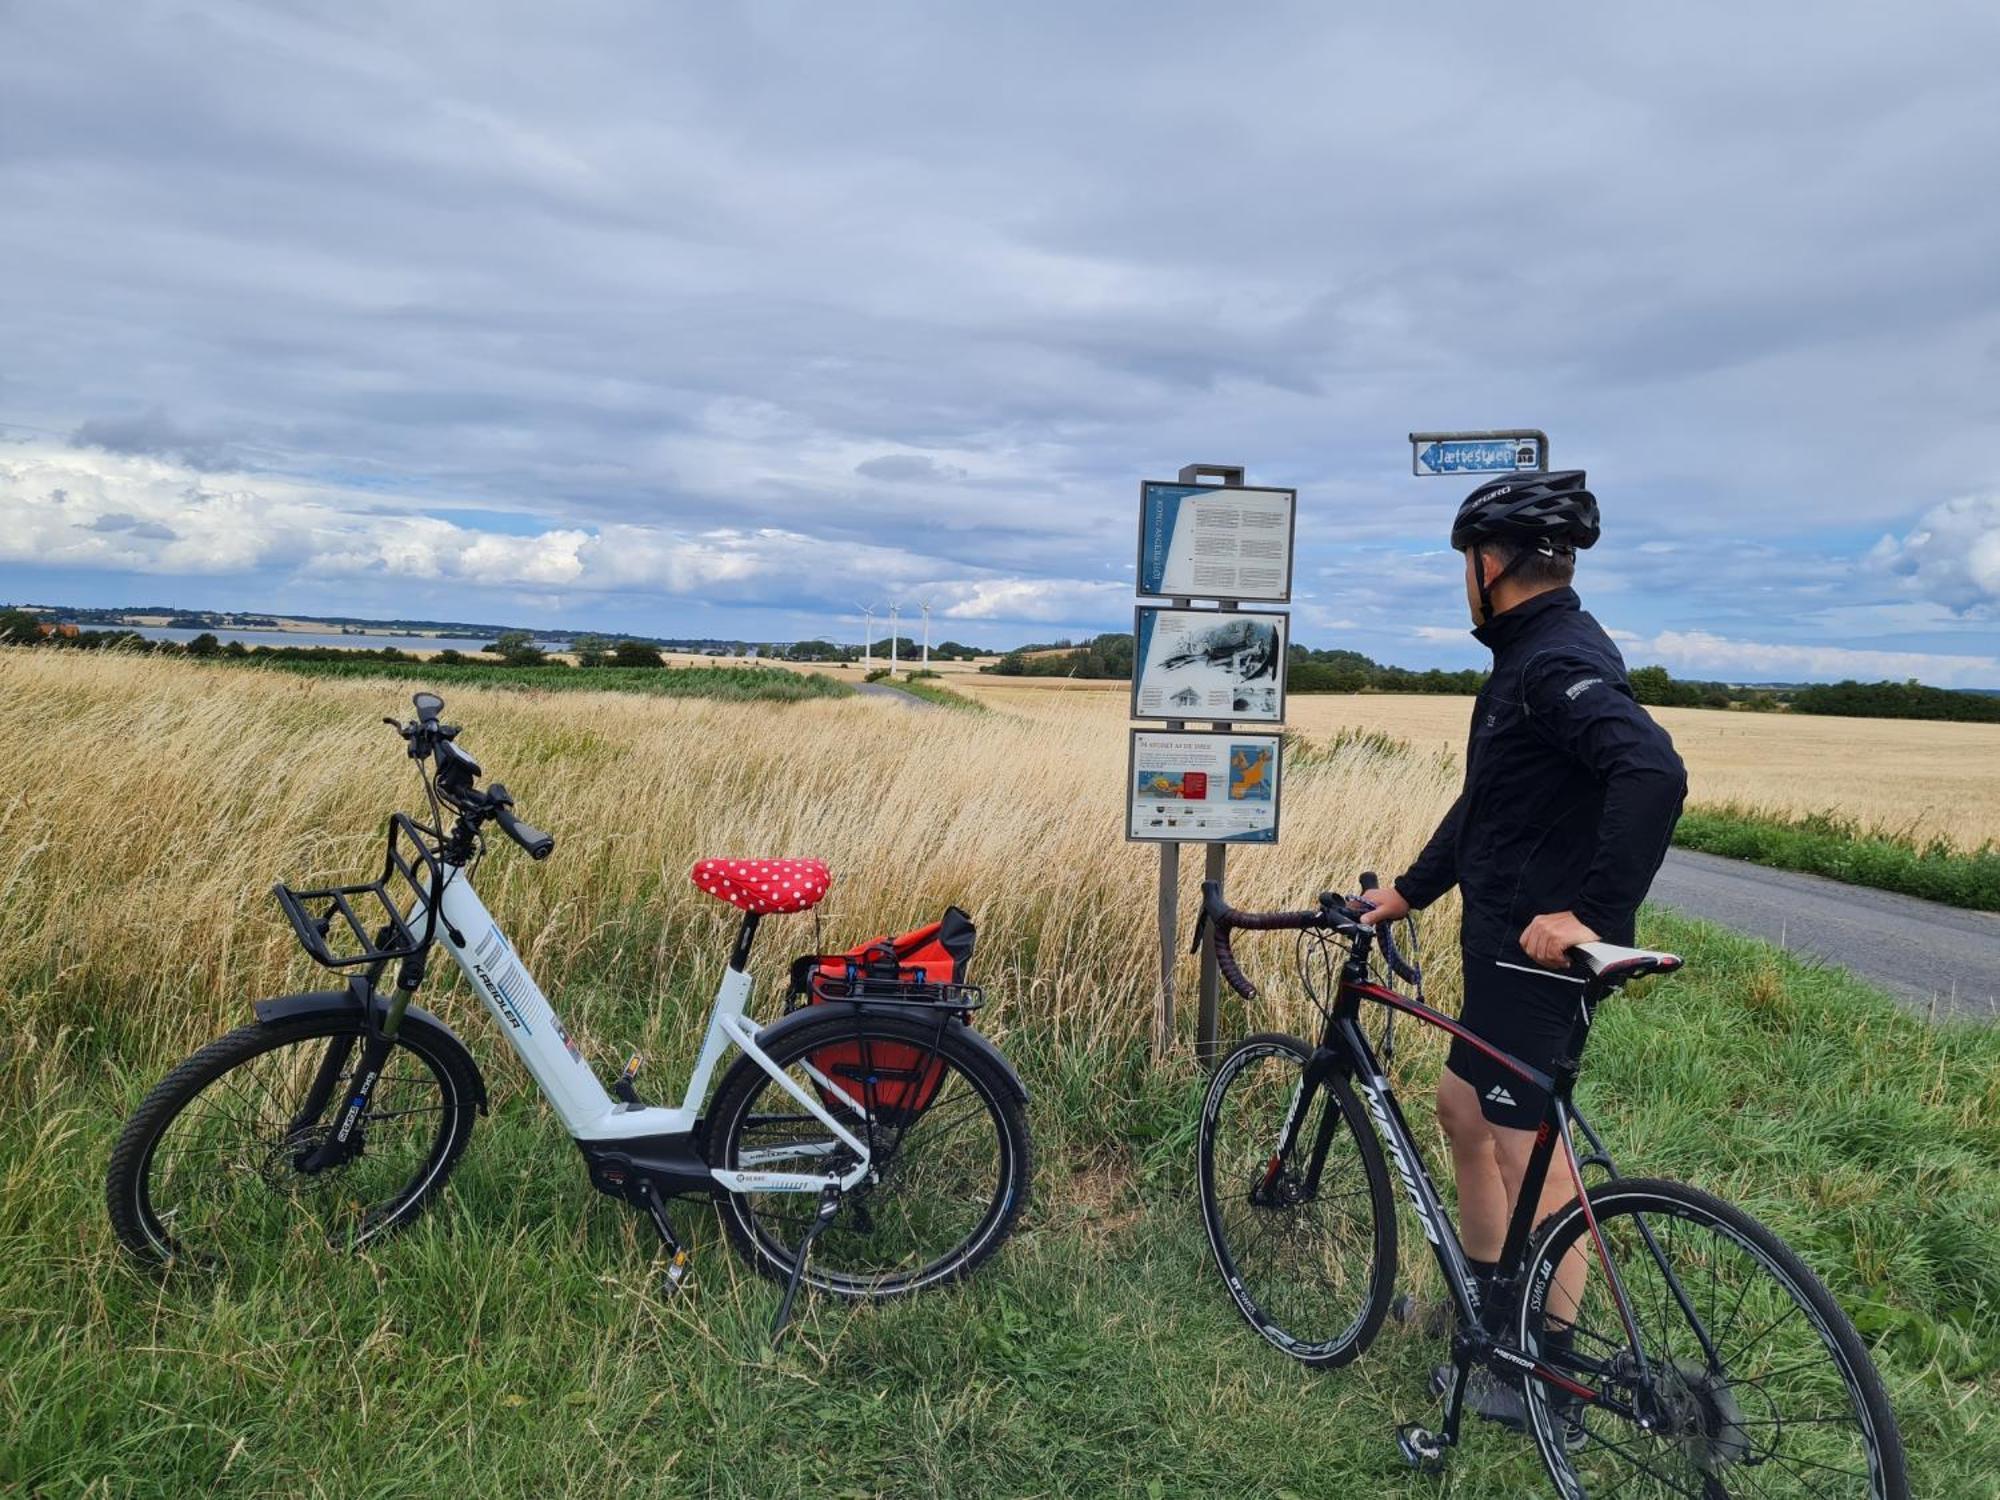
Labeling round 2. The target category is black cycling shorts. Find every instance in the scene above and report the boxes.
[1444,950,1588,1130]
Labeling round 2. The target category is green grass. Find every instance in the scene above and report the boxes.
[1675,803,2000,911]
[6,913,1996,1496]
[894,675,986,712]
[217,654,855,702]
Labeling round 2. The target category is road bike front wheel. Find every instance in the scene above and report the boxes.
[1518,1177,1907,1499]
[707,1011,1032,1298]
[106,1012,480,1268]
[1197,1032,1396,1367]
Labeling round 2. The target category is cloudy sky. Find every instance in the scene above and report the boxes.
[4,2,2000,681]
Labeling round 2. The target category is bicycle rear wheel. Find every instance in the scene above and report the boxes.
[707,1011,1031,1297]
[1197,1032,1396,1367]
[106,1013,479,1268]
[1519,1178,1907,1499]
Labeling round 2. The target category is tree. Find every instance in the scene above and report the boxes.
[485,630,546,666]
[0,609,43,645]
[185,632,221,657]
[610,639,664,668]
[571,634,610,668]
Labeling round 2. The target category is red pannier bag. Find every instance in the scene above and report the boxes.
[787,907,975,1118]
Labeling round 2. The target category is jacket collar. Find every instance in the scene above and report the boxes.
[1470,585,1579,653]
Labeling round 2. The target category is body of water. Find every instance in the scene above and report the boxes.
[123,626,503,653]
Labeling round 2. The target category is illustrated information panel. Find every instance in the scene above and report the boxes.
[1136,482,1296,602]
[1127,729,1283,844]
[1131,607,1288,723]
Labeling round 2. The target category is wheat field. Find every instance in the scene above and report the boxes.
[956,674,2000,850]
[6,647,1999,1496]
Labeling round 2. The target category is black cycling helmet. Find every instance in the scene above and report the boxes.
[1450,469,1599,552]
[1452,469,1599,625]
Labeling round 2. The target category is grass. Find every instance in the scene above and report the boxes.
[224,652,854,702]
[894,675,986,712]
[3,651,1996,1496]
[1675,803,2000,912]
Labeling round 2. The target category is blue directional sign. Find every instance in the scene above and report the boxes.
[1410,430,1546,476]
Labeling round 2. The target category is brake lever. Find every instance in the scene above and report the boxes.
[1188,908,1209,956]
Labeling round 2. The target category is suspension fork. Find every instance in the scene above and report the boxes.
[296,963,423,1172]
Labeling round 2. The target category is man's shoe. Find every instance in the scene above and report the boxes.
[1429,1363,1526,1431]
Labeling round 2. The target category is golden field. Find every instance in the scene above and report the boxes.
[955,673,2000,851]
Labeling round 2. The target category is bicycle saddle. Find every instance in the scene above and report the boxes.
[1572,941,1682,984]
[690,858,831,915]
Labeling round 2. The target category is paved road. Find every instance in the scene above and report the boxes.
[1649,848,1998,1020]
[853,681,938,710]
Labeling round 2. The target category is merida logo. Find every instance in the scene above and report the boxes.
[1356,1077,1445,1248]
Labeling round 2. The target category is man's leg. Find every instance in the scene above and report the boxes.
[1492,1125,1589,1329]
[1437,1067,1510,1265]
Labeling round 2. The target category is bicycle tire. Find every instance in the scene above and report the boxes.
[106,1013,480,1266]
[707,1010,1031,1298]
[1198,1032,1396,1367]
[1518,1177,1907,1500]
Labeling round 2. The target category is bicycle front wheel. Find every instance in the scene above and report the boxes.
[1198,1032,1396,1367]
[1519,1177,1907,1499]
[707,1011,1032,1298]
[106,1012,480,1268]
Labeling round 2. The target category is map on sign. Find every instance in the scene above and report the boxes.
[1131,606,1287,723]
[1136,482,1296,602]
[1411,434,1543,476]
[1127,729,1282,844]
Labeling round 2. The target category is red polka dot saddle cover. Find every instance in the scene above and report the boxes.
[689,857,832,915]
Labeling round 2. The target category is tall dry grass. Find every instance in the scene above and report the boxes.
[1,649,1462,1093]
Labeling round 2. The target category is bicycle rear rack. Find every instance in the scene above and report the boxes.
[273,813,445,969]
[806,971,986,1013]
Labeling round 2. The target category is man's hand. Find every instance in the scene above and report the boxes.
[1357,887,1411,926]
[1520,910,1599,969]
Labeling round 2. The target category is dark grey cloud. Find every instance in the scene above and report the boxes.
[86,512,178,540]
[3,1,2000,672]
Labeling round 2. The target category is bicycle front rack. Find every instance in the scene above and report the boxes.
[273,813,444,969]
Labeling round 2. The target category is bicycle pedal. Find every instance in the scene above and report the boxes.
[612,1053,645,1106]
[1395,1423,1450,1474]
[660,1249,691,1298]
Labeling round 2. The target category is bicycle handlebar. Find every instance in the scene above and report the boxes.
[1198,872,1421,1001]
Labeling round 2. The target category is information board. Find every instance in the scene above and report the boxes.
[1127,729,1282,844]
[1136,481,1295,602]
[1131,606,1287,724]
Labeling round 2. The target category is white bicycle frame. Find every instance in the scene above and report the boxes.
[426,871,874,1195]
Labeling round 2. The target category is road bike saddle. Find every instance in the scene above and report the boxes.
[1572,941,1682,985]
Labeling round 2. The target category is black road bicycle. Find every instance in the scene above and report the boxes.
[1195,876,1906,1499]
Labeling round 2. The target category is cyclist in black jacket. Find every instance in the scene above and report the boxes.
[1359,469,1687,1426]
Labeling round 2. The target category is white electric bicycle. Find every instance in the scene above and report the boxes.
[107,693,1032,1334]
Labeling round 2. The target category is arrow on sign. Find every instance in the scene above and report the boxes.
[1416,438,1538,474]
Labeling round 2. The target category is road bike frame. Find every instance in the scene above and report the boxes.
[426,868,873,1195]
[1239,913,1721,1462]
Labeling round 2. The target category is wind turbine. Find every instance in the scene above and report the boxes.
[919,597,936,670]
[857,603,877,671]
[888,603,900,674]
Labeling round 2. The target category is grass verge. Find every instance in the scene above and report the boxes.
[896,674,986,712]
[1675,803,2000,911]
[6,911,1995,1497]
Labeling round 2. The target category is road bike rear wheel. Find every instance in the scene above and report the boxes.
[106,1013,479,1268]
[1519,1178,1907,1499]
[1197,1032,1396,1367]
[708,1012,1031,1298]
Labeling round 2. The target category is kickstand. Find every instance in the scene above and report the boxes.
[770,1185,841,1345]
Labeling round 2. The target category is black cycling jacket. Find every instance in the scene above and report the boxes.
[1395,587,1687,959]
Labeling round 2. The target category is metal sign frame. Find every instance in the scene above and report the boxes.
[1409,429,1550,477]
[1130,604,1288,725]
[1135,479,1298,603]
[1125,727,1284,846]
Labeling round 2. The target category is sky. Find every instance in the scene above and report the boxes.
[4,2,2000,682]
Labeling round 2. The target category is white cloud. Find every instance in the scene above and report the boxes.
[1870,493,2000,614]
[938,577,1126,622]
[1640,629,2000,687]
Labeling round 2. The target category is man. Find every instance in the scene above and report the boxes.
[1358,469,1687,1425]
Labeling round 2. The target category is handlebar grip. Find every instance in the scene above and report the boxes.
[1210,925,1259,1001]
[493,804,555,861]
